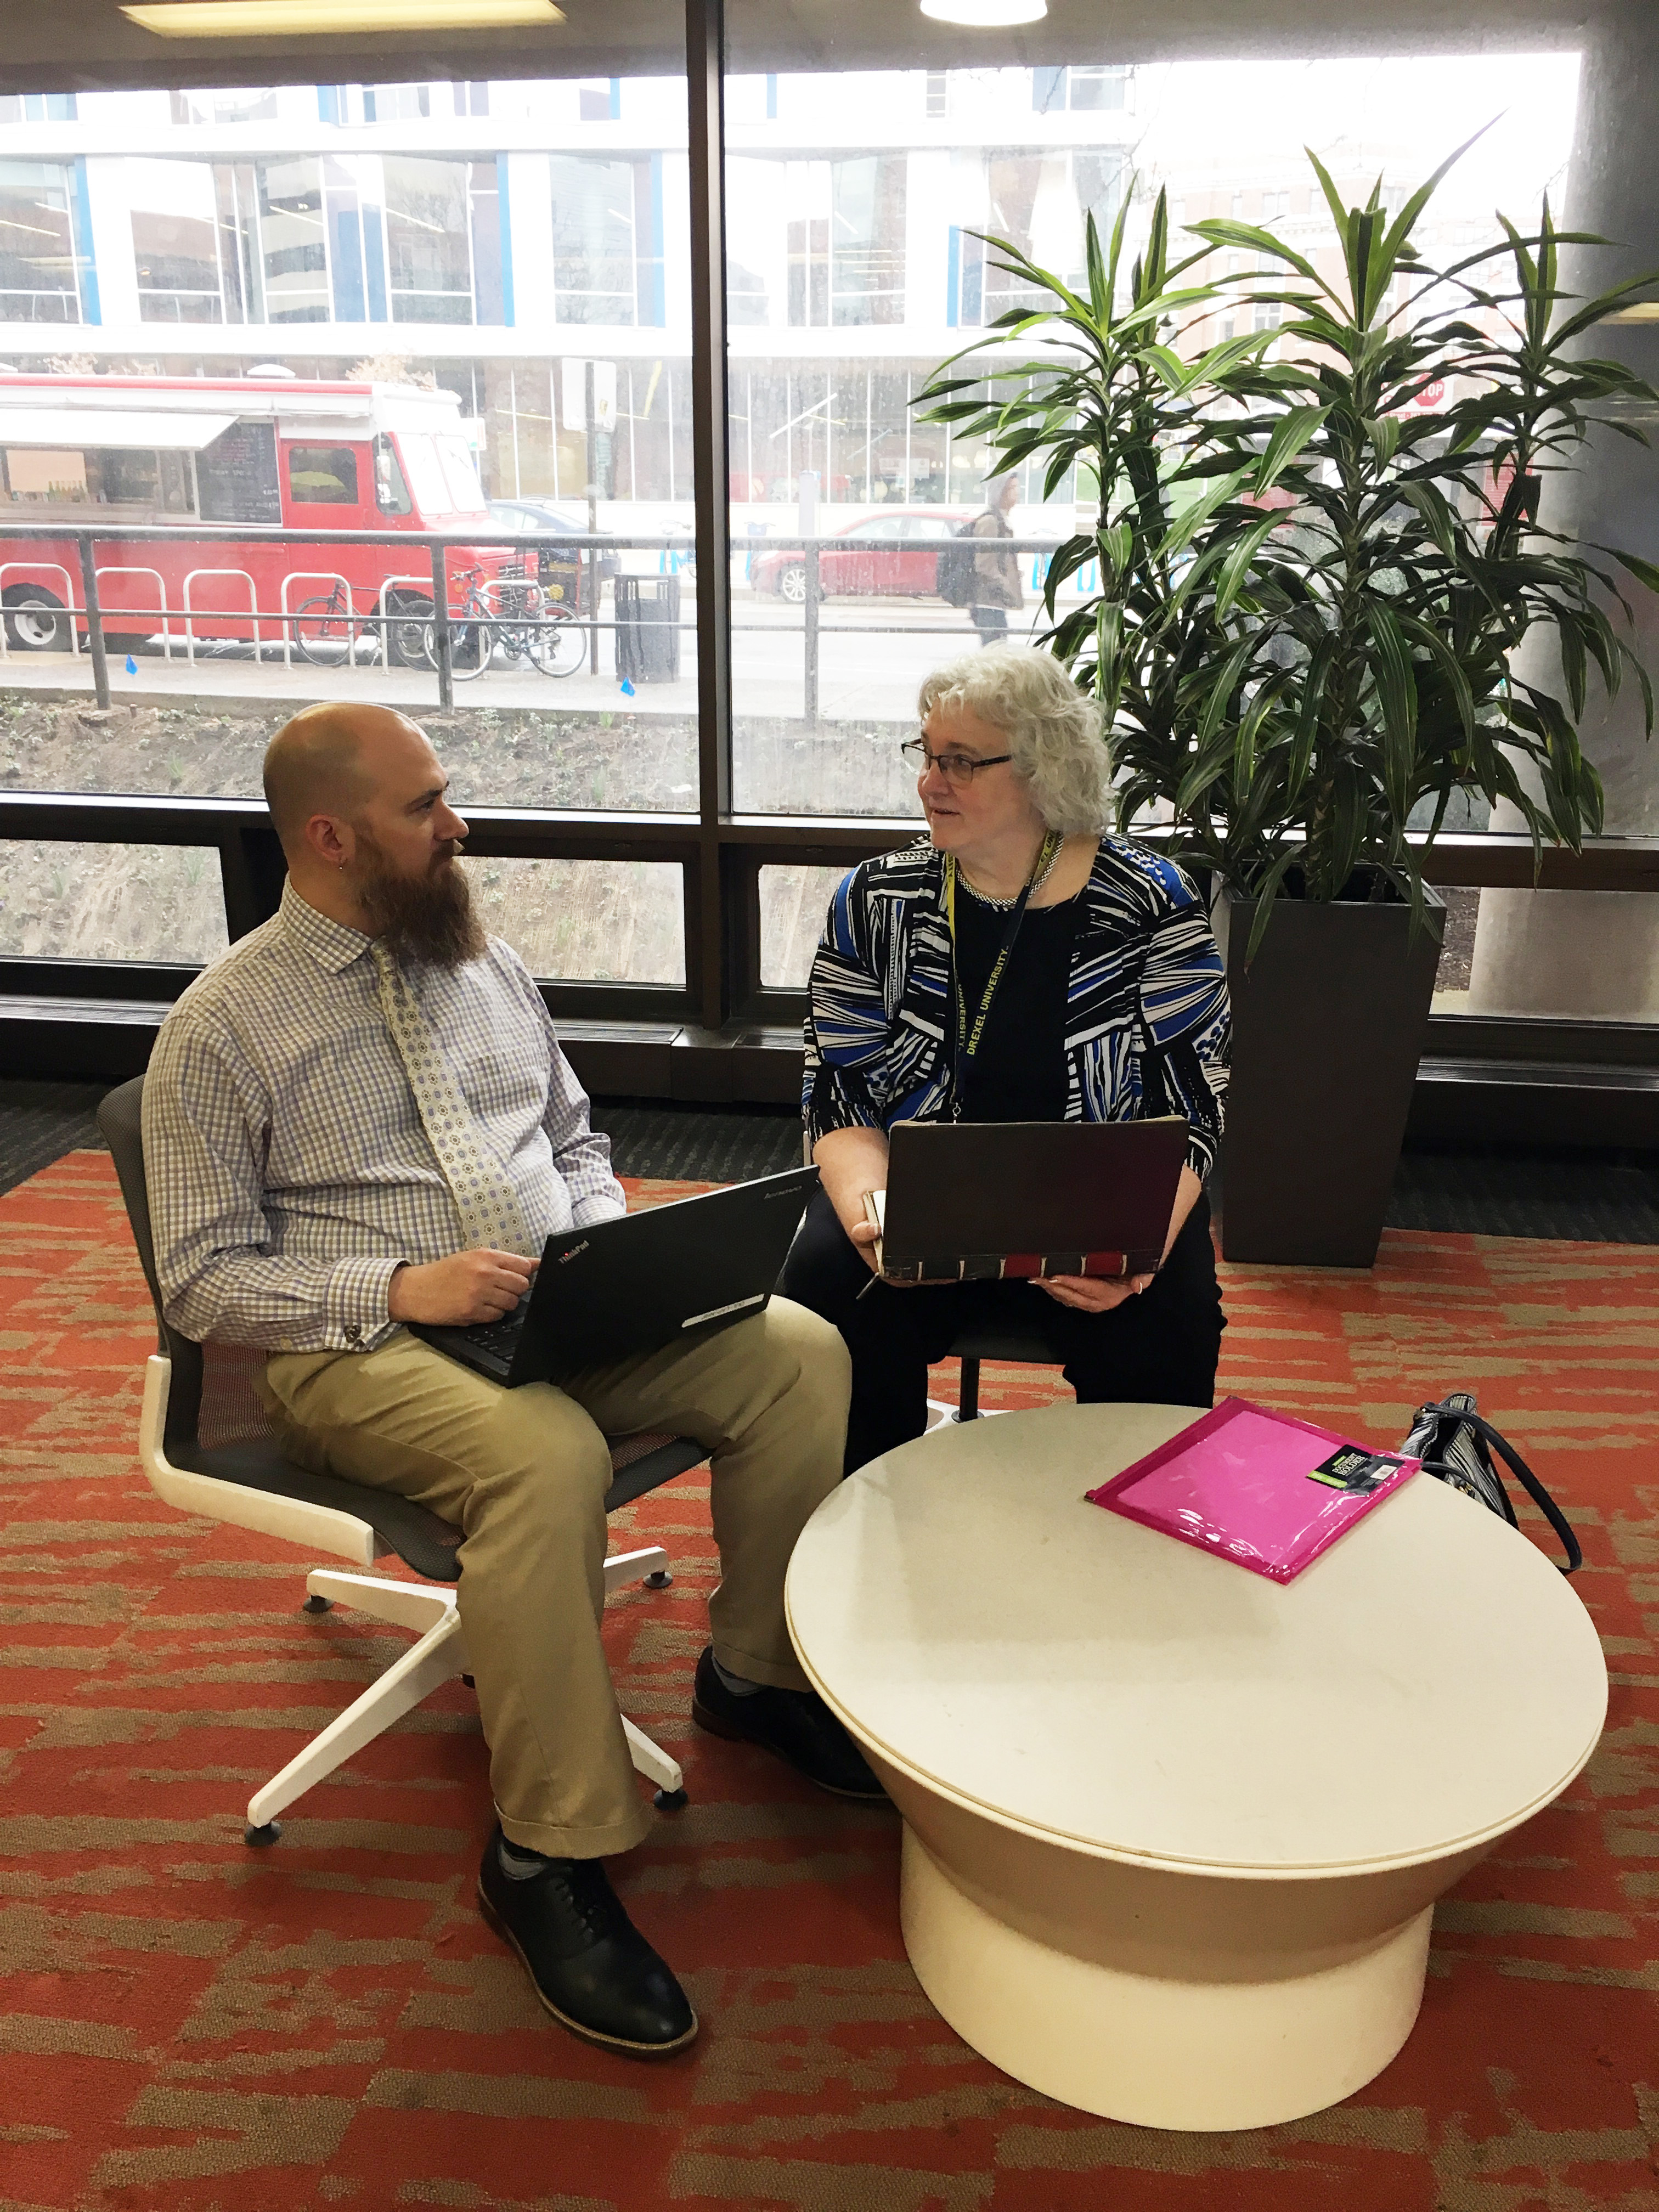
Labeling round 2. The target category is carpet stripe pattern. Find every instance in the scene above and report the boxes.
[1,1152,1656,2211]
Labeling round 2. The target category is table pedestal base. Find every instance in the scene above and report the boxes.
[899,1827,1434,2131]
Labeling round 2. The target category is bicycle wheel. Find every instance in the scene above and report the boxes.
[385,594,436,670]
[294,592,364,667]
[532,606,586,678]
[449,618,496,681]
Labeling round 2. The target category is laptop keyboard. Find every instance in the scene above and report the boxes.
[466,1294,531,1362]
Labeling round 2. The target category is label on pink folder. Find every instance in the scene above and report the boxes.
[1086,1398,1419,1583]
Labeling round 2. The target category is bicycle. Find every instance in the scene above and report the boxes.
[454,563,586,680]
[292,582,379,668]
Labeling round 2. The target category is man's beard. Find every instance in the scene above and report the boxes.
[352,831,486,968]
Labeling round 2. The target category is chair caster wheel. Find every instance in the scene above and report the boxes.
[461,1674,475,1688]
[244,1820,282,1847]
[303,1593,333,1614]
[644,1569,673,1589]
[653,1787,688,1812]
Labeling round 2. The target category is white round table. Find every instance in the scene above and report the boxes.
[785,1403,1607,2131]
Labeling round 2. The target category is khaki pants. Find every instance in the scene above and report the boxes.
[263,1298,850,1859]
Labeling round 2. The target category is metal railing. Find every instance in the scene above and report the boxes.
[0,521,681,711]
[0,519,1069,719]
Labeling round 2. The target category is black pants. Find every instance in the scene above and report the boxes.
[971,604,1009,646]
[778,1186,1226,1477]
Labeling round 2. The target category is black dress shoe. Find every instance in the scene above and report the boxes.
[691,1646,889,1802]
[477,1830,697,2056]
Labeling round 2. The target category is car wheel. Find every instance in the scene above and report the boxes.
[3,586,70,652]
[778,563,806,605]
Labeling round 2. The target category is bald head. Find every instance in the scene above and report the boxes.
[262,702,426,859]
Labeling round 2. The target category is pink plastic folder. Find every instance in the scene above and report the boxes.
[1086,1398,1419,1584]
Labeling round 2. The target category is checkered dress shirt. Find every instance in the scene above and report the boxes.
[143,879,626,1354]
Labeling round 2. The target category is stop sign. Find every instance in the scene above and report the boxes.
[1415,379,1447,409]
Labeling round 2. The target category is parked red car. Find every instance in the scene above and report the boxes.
[748,508,973,603]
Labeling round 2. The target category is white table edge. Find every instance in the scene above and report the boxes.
[787,1585,1610,1881]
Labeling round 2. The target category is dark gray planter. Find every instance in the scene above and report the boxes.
[1213,884,1445,1267]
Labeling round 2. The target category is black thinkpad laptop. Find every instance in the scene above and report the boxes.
[410,1166,819,1387]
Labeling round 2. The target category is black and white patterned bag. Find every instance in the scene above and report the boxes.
[1401,1392,1582,1575]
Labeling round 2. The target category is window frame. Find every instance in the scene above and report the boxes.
[0,2,1655,1118]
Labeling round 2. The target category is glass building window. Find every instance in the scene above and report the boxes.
[0,160,84,323]
[0,94,77,125]
[168,88,277,126]
[259,157,331,322]
[578,80,622,123]
[130,158,224,323]
[1031,66,1130,113]
[725,154,905,330]
[384,155,475,323]
[550,153,662,325]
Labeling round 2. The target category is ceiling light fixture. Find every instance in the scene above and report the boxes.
[121,0,564,35]
[918,0,1047,23]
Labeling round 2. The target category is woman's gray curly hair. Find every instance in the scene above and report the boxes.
[917,651,1108,835]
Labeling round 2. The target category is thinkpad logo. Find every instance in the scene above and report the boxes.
[558,1240,590,1263]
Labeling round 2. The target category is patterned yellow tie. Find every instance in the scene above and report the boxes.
[370,939,537,1257]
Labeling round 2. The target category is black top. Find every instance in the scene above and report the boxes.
[950,881,1077,1123]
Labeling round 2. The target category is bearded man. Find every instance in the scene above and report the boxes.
[143,702,868,2059]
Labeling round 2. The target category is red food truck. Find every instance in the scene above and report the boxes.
[0,371,518,666]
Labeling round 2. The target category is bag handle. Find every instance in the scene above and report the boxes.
[1424,1402,1582,1576]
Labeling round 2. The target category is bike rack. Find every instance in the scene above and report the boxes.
[182,568,263,668]
[377,573,436,668]
[0,561,80,659]
[93,566,173,662]
[280,571,357,670]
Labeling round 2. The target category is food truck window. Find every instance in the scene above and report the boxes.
[436,435,488,515]
[374,433,413,516]
[286,445,360,505]
[395,432,451,517]
[3,449,89,503]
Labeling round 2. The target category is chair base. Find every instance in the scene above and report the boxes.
[244,1547,686,1838]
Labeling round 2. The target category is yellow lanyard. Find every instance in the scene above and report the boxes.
[944,831,1062,1111]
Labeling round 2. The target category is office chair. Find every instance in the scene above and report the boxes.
[930,1312,1057,1425]
[99,1075,707,1846]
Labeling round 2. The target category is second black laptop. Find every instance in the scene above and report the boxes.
[410,1166,819,1387]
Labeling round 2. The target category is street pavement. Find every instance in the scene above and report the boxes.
[0,591,1055,725]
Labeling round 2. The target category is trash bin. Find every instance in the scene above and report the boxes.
[614,575,681,684]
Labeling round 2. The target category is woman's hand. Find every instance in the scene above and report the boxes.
[1034,1165,1205,1313]
[813,1125,892,1276]
[1037,1272,1154,1313]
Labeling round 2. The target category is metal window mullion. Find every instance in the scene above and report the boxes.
[686,0,734,1029]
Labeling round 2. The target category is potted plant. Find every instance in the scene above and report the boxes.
[919,155,1659,1266]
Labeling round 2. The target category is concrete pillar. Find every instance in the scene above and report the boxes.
[1466,0,1659,1022]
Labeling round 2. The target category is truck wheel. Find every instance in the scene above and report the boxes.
[385,592,435,670]
[3,585,70,652]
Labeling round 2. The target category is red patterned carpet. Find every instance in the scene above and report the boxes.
[2,1151,1657,2212]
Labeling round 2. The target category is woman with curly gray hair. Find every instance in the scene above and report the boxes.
[779,648,1232,1476]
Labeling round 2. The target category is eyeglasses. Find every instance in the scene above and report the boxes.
[900,738,1014,787]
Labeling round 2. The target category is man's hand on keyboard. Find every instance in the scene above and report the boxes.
[388,1248,538,1327]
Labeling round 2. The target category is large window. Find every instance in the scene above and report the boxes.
[721,51,1586,816]
[2,35,1650,1062]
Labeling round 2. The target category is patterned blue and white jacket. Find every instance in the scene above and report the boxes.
[802,837,1231,1181]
